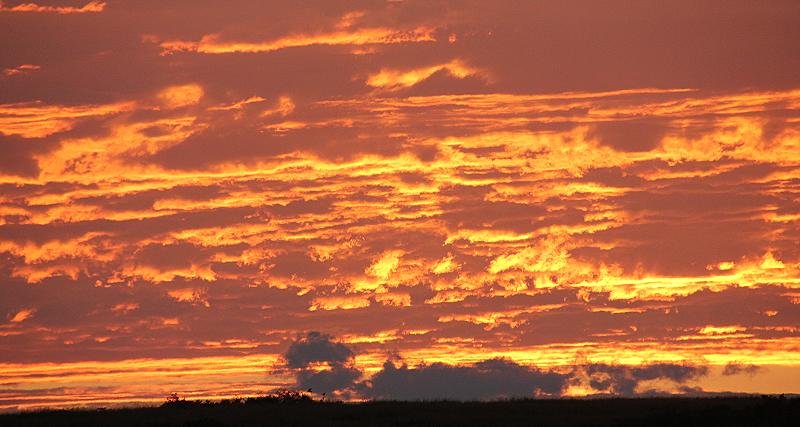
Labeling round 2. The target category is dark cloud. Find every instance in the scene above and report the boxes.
[284,332,354,369]
[0,134,56,178]
[723,363,762,376]
[588,119,670,152]
[134,242,210,271]
[267,251,332,280]
[296,365,362,394]
[576,363,709,397]
[283,332,362,394]
[360,358,568,400]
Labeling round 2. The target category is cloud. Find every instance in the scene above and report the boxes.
[282,334,573,400]
[0,134,50,178]
[296,365,362,394]
[9,308,35,323]
[722,363,762,376]
[3,64,40,77]
[588,118,670,152]
[283,332,362,395]
[574,363,710,396]
[360,358,569,400]
[2,1,800,409]
[0,100,133,138]
[157,84,204,109]
[366,60,486,90]
[159,26,435,55]
[284,332,355,369]
[0,1,105,14]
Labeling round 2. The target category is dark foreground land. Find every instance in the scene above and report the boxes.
[1,397,798,427]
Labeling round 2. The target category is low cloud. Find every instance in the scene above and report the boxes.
[574,363,710,397]
[284,333,714,400]
[359,358,568,400]
[283,332,361,395]
[285,331,355,369]
[722,363,762,376]
[296,365,362,394]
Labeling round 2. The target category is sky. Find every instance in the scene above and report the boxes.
[1,0,799,410]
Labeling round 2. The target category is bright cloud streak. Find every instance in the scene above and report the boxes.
[0,1,104,14]
[159,27,436,55]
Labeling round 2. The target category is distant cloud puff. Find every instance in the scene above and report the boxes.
[285,331,355,369]
[722,363,762,376]
[0,1,105,14]
[576,363,710,397]
[283,332,362,395]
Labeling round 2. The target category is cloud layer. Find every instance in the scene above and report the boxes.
[1,0,799,410]
[281,333,711,400]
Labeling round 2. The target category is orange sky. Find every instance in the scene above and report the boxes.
[1,0,799,410]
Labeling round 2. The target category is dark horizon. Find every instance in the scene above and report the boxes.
[2,396,799,427]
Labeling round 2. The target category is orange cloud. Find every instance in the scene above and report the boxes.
[431,253,460,274]
[3,64,40,76]
[2,0,800,409]
[157,84,204,109]
[0,100,134,138]
[309,295,371,311]
[159,27,435,55]
[365,250,404,280]
[366,60,487,90]
[2,81,799,406]
[167,288,210,307]
[0,1,105,14]
[9,308,35,323]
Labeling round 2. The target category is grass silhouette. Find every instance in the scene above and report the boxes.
[1,395,798,426]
